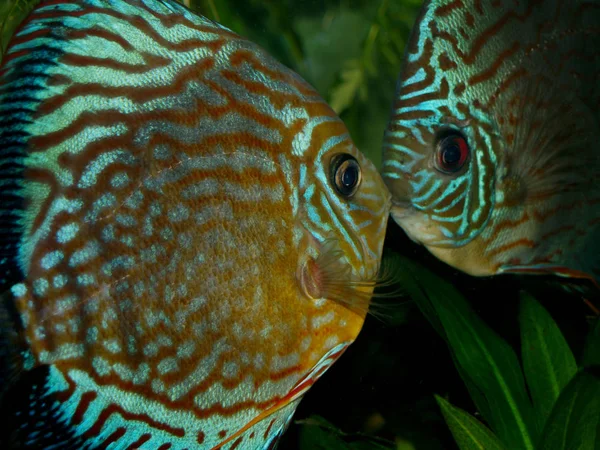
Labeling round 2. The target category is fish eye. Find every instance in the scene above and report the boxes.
[330,154,362,197]
[434,129,469,174]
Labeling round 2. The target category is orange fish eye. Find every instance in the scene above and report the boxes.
[434,130,470,174]
[330,154,362,198]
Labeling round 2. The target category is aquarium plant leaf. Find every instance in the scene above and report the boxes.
[1,0,37,61]
[435,395,505,450]
[297,416,352,450]
[330,59,364,115]
[392,254,537,450]
[519,292,577,428]
[449,352,493,428]
[385,251,444,337]
[294,8,370,97]
[538,369,600,450]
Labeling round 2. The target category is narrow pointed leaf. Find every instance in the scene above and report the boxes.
[538,369,600,450]
[450,352,493,427]
[384,251,492,428]
[519,292,577,428]
[435,395,505,450]
[394,254,537,450]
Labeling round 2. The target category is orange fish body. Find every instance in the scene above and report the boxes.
[0,1,391,448]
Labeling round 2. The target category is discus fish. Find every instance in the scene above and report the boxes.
[0,1,391,448]
[382,0,600,290]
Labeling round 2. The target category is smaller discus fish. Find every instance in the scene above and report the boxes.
[382,0,600,301]
[0,0,391,448]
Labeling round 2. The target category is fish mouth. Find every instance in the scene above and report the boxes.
[389,201,424,245]
[390,200,413,219]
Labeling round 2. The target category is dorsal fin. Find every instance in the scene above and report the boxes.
[495,73,599,204]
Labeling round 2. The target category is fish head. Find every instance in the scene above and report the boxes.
[292,112,392,340]
[380,0,509,276]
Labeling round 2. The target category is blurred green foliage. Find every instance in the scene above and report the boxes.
[1,2,598,450]
[393,252,600,450]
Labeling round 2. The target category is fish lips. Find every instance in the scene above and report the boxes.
[390,201,424,246]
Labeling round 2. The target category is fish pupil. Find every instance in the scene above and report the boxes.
[342,165,358,188]
[435,131,469,174]
[442,143,461,166]
[331,154,362,197]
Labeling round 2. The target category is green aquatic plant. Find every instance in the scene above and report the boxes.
[0,0,36,59]
[392,252,600,450]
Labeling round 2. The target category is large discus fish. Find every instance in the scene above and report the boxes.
[0,1,391,448]
[382,0,600,291]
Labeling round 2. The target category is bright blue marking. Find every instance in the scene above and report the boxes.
[356,219,373,230]
[429,176,467,210]
[468,103,494,126]
[433,187,467,213]
[409,170,432,193]
[403,67,427,86]
[349,203,373,213]
[34,3,81,13]
[398,99,446,114]
[440,226,454,238]
[385,129,407,139]
[319,192,361,261]
[432,213,461,222]
[382,172,403,180]
[304,183,315,203]
[408,12,434,63]
[471,151,488,224]
[413,179,442,204]
[385,144,425,161]
[411,126,426,145]
[11,283,27,297]
[316,133,350,162]
[306,202,327,231]
[357,192,386,202]
[400,84,438,101]
[301,220,326,242]
[299,164,307,190]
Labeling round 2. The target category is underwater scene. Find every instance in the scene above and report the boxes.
[0,0,598,449]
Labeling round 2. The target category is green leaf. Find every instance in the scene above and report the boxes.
[391,251,495,424]
[519,292,577,428]
[538,369,600,450]
[295,8,370,97]
[450,352,494,428]
[0,0,37,61]
[582,318,600,367]
[435,395,505,450]
[392,254,537,450]
[329,59,364,115]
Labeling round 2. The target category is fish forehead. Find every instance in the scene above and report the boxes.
[0,0,389,448]
[385,0,600,152]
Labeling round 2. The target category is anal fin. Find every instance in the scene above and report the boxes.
[500,264,600,316]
